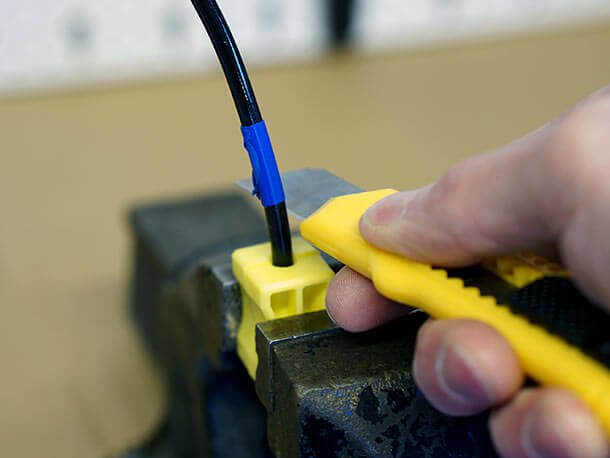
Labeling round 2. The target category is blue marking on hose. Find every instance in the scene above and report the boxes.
[241,120,285,207]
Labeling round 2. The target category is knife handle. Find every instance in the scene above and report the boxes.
[300,189,610,435]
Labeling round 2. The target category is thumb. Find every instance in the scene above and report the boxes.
[359,91,610,312]
[359,129,560,267]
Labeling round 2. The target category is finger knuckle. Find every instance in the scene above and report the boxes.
[546,96,610,190]
[434,160,471,203]
[430,160,495,258]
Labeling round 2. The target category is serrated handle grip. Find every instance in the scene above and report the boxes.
[300,190,610,435]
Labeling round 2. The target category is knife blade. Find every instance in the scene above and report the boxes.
[236,168,363,221]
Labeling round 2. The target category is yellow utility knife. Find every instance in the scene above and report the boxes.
[237,168,610,434]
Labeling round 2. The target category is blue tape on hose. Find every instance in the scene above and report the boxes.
[241,120,285,207]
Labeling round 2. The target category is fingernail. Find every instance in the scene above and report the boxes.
[362,192,415,228]
[435,342,492,404]
[326,307,338,326]
[521,394,608,458]
[362,196,401,228]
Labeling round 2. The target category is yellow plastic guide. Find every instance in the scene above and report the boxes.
[300,189,610,435]
[482,253,569,288]
[233,237,334,379]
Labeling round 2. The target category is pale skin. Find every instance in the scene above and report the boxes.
[326,86,610,457]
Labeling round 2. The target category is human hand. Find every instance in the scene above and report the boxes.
[326,86,610,457]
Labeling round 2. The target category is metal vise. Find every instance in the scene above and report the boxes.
[125,191,496,457]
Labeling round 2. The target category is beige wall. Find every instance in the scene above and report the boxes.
[1,23,609,457]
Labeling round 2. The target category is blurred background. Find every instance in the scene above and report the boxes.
[1,1,609,456]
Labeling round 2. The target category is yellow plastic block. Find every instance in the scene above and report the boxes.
[233,237,334,379]
[300,190,610,435]
[482,252,569,288]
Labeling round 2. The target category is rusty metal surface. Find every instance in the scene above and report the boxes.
[256,311,496,457]
[128,192,271,457]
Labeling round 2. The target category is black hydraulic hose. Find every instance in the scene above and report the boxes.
[190,0,293,266]
[190,0,262,126]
